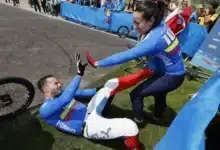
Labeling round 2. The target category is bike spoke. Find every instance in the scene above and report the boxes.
[0,83,30,116]
[0,84,9,94]
[0,107,4,116]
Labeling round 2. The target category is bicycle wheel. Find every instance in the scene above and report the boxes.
[0,77,35,120]
[117,26,130,38]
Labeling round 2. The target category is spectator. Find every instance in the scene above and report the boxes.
[41,0,47,13]
[163,0,171,17]
[102,0,114,23]
[53,0,67,16]
[76,0,82,5]
[79,0,90,6]
[100,0,105,6]
[12,0,19,6]
[32,0,41,12]
[165,0,192,35]
[113,0,125,12]
[46,0,66,16]
[198,1,219,32]
[69,0,76,3]
[168,0,178,12]
[90,0,100,7]
[124,0,141,12]
[180,0,193,23]
[102,0,114,10]
[189,4,204,23]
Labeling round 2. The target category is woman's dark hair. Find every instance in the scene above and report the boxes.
[135,0,165,28]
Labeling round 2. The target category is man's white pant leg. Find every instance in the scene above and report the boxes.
[83,81,138,140]
[83,115,139,140]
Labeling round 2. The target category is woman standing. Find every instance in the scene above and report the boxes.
[86,0,185,123]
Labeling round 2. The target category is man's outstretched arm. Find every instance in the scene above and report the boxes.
[74,88,97,99]
[40,53,87,118]
[40,75,82,118]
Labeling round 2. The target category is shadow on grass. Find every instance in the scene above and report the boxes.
[147,104,177,127]
[0,110,54,150]
[105,104,177,128]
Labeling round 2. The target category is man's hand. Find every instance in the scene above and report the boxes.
[75,53,88,76]
[85,51,98,68]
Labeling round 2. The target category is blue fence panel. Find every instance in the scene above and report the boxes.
[178,23,208,58]
[110,11,133,32]
[191,17,220,72]
[60,3,85,22]
[60,2,135,34]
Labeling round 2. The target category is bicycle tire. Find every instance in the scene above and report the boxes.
[117,26,130,38]
[0,77,35,120]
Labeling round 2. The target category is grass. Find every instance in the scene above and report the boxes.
[0,62,215,150]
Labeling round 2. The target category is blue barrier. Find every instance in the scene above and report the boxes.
[60,2,134,34]
[191,17,220,72]
[155,69,220,150]
[178,23,208,58]
[60,2,207,58]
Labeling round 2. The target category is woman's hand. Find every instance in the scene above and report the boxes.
[85,51,98,68]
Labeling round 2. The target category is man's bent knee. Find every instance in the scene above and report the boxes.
[123,118,139,136]
[104,78,119,90]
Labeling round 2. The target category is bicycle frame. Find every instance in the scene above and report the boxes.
[124,57,211,83]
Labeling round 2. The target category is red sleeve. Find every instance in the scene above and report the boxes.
[110,69,153,96]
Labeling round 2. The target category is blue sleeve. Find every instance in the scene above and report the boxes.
[97,34,158,67]
[74,88,97,99]
[40,75,81,118]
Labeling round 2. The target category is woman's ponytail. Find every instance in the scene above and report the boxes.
[136,0,166,28]
[153,0,165,27]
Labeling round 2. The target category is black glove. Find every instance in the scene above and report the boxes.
[75,53,88,76]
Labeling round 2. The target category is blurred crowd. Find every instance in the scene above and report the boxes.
[65,0,219,33]
[189,2,219,32]
[66,0,126,12]
[5,0,20,6]
[5,0,219,32]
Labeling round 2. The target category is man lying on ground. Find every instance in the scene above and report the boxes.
[38,53,153,150]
